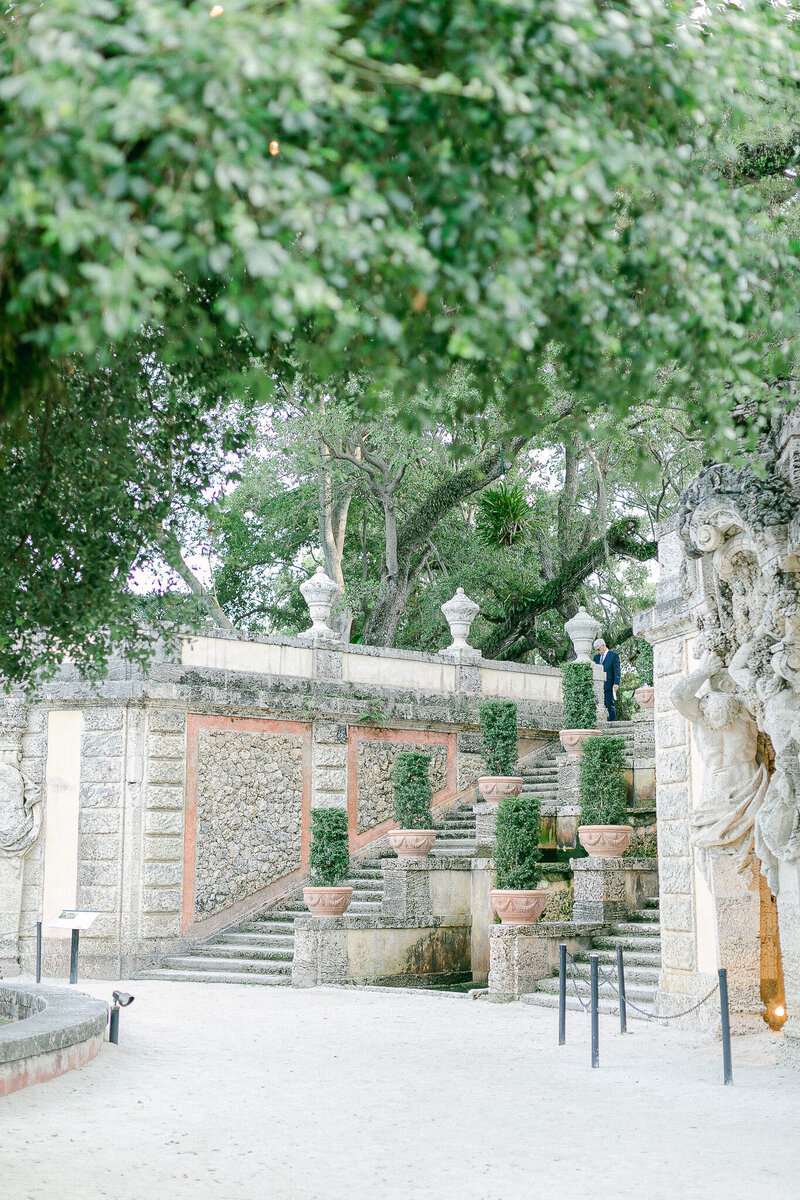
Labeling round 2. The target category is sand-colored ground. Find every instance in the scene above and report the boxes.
[1,978,798,1200]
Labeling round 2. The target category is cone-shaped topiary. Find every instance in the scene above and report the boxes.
[636,638,653,687]
[392,751,434,828]
[494,795,543,890]
[579,735,628,825]
[479,699,519,776]
[309,807,350,885]
[561,661,597,729]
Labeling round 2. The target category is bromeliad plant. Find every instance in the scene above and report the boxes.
[392,751,434,829]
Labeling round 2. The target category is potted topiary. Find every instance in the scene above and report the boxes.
[489,794,547,923]
[477,699,523,804]
[634,638,655,710]
[389,751,437,858]
[559,661,600,755]
[577,734,633,857]
[302,808,353,916]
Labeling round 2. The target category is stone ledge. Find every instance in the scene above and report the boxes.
[292,914,472,931]
[381,857,475,872]
[0,983,108,1069]
[489,921,605,940]
[570,857,657,873]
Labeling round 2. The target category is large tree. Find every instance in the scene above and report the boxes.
[1,0,797,428]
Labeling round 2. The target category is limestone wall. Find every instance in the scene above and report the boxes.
[0,629,562,980]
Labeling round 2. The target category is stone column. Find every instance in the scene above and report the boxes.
[0,699,41,977]
[311,721,348,811]
[777,859,800,1050]
[709,856,763,1031]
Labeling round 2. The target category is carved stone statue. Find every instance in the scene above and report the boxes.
[0,761,41,858]
[671,652,768,877]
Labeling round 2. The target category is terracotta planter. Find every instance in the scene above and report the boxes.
[389,829,437,859]
[559,729,600,756]
[634,685,655,710]
[477,776,524,805]
[302,886,353,917]
[577,824,633,858]
[490,888,548,925]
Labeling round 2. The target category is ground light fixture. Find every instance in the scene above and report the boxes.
[210,5,224,16]
[109,991,135,1045]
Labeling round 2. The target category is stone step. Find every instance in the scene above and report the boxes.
[219,932,295,948]
[627,909,661,922]
[159,955,292,976]
[586,947,661,969]
[570,957,661,985]
[609,921,661,937]
[520,992,655,1018]
[534,975,656,1003]
[137,969,292,986]
[189,943,295,963]
[594,935,662,954]
[348,902,382,913]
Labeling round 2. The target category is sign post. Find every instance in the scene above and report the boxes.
[48,911,101,984]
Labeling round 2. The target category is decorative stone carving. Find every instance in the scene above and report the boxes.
[439,588,481,662]
[564,606,602,662]
[0,762,41,858]
[675,462,800,894]
[299,565,341,645]
[671,653,769,879]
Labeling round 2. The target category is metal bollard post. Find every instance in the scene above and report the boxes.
[69,928,79,985]
[590,953,599,1068]
[718,968,733,1086]
[35,921,42,984]
[558,943,567,1046]
[616,943,627,1035]
[109,1007,120,1045]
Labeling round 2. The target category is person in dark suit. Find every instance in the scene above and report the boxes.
[593,638,621,722]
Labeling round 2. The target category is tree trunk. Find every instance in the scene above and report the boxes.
[155,525,237,632]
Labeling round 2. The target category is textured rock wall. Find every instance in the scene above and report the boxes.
[194,730,304,917]
[356,739,447,833]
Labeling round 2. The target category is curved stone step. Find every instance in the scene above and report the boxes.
[137,969,291,986]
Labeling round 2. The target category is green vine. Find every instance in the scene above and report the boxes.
[309,808,350,886]
[392,751,434,828]
[579,736,628,825]
[479,699,518,776]
[494,795,543,890]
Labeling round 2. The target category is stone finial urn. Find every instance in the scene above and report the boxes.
[440,588,481,659]
[564,606,602,662]
[634,685,655,710]
[299,565,340,643]
[559,729,601,756]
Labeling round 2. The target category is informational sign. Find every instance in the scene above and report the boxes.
[49,909,101,931]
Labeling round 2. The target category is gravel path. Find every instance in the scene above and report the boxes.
[1,978,798,1200]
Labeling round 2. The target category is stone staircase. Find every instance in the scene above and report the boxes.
[519,722,638,812]
[137,804,477,986]
[521,897,661,1016]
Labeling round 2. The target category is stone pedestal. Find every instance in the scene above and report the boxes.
[488,921,601,1001]
[778,859,800,1049]
[571,857,627,923]
[711,857,763,1029]
[473,805,497,856]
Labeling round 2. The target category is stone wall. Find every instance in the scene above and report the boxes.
[355,737,448,833]
[194,728,305,918]
[0,628,563,980]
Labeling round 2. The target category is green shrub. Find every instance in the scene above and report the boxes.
[479,699,518,776]
[623,828,658,858]
[494,795,543,890]
[579,735,628,825]
[309,807,350,886]
[392,751,434,829]
[636,638,654,687]
[561,661,597,729]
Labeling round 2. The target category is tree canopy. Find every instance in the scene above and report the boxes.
[2,0,798,436]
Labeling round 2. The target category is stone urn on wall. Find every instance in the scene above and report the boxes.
[577,825,633,858]
[303,808,353,917]
[388,830,437,859]
[490,888,548,925]
[302,885,354,917]
[633,685,655,710]
[558,728,600,756]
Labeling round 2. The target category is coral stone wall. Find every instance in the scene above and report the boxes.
[356,739,448,834]
[194,729,305,918]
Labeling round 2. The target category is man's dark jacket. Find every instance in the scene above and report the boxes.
[593,649,621,696]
